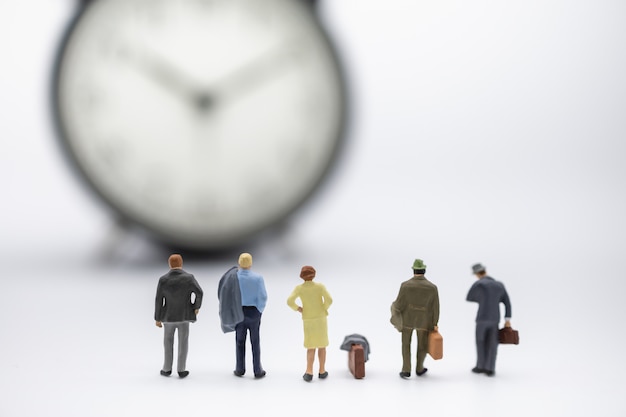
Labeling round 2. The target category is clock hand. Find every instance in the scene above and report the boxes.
[118,44,296,113]
[118,45,212,110]
[209,44,297,104]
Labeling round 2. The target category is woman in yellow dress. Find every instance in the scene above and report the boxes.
[287,266,333,382]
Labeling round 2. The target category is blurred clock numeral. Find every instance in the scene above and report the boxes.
[191,0,220,9]
[191,191,222,216]
[129,0,166,25]
[95,136,128,170]
[139,171,173,207]
[246,2,278,28]
[72,85,103,114]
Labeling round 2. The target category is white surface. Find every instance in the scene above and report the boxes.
[1,1,626,416]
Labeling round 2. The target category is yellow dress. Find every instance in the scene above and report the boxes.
[287,281,333,348]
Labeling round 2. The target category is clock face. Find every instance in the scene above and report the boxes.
[53,0,347,249]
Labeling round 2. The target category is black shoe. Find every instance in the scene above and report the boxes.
[472,367,486,374]
[484,370,495,377]
[233,370,245,377]
[160,370,172,377]
[318,371,328,379]
[178,371,189,378]
[416,368,428,376]
[303,373,313,382]
[399,371,411,379]
[254,370,266,379]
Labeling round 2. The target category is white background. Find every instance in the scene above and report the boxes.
[1,1,626,416]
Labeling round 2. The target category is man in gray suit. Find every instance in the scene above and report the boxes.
[155,254,203,378]
[467,263,512,376]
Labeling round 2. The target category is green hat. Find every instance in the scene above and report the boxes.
[412,259,427,270]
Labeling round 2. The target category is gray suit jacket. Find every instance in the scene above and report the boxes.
[154,269,203,323]
[217,266,244,333]
[340,334,371,362]
[466,276,512,322]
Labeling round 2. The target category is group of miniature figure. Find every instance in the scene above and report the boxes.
[154,254,514,381]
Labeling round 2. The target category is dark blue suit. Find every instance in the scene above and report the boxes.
[234,268,267,377]
[467,276,512,373]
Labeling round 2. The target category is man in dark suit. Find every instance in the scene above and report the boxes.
[155,254,203,378]
[467,263,512,376]
[233,253,267,379]
[391,259,440,378]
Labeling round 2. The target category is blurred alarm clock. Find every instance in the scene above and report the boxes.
[51,0,348,250]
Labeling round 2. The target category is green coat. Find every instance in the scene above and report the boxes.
[391,275,439,331]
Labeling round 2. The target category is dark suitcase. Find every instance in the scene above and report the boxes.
[499,326,519,344]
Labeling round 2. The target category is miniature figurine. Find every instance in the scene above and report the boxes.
[287,266,333,382]
[154,254,203,378]
[225,253,268,378]
[467,263,512,377]
[390,259,440,378]
[340,334,370,379]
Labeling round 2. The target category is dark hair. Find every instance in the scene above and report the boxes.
[413,269,426,275]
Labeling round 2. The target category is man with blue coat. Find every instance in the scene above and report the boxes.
[228,253,267,379]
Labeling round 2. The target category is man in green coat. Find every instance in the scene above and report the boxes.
[391,259,440,378]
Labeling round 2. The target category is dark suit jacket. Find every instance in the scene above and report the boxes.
[392,275,440,331]
[466,276,511,322]
[154,269,203,323]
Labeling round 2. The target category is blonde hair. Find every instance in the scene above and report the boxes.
[238,253,253,269]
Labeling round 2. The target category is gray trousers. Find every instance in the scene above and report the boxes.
[162,322,190,373]
[475,321,499,372]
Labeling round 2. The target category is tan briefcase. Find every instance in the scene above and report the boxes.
[428,326,443,360]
